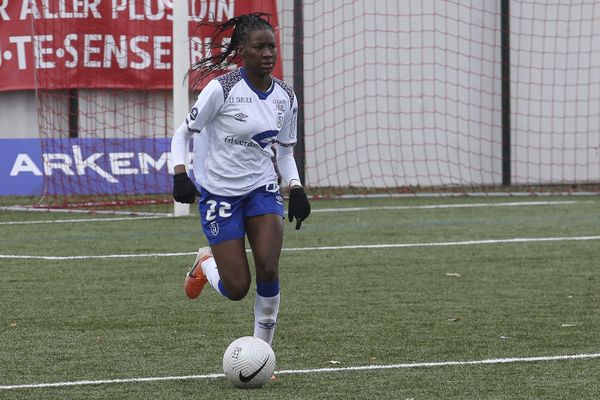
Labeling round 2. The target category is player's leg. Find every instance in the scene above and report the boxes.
[246,214,283,283]
[244,184,285,345]
[209,238,251,301]
[186,241,252,300]
[185,188,252,300]
[246,214,283,346]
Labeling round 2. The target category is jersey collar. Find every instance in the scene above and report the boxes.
[240,68,274,100]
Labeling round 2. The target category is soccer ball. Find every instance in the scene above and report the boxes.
[222,336,276,388]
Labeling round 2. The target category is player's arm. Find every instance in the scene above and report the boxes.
[275,143,311,230]
[171,80,223,202]
[275,95,310,229]
[275,144,301,188]
[275,94,301,187]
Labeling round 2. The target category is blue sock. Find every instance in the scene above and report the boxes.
[256,279,280,297]
[254,280,281,345]
[218,280,230,298]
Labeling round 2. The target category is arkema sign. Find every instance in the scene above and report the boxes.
[1,138,172,196]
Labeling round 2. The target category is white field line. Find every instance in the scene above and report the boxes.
[0,200,594,226]
[1,352,599,390]
[0,251,195,260]
[335,192,600,199]
[310,200,590,213]
[0,216,165,226]
[0,205,172,217]
[1,236,600,261]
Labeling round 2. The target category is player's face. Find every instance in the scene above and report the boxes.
[241,28,277,77]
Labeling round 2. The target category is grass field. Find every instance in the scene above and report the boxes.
[1,195,599,399]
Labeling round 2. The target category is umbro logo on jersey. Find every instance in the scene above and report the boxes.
[234,113,248,122]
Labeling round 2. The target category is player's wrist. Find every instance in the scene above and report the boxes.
[289,179,302,188]
[174,164,187,175]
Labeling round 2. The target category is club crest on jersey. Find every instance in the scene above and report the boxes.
[189,107,198,121]
[234,113,248,122]
[251,130,279,149]
[209,221,219,236]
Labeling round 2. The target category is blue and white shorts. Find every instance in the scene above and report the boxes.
[198,183,284,245]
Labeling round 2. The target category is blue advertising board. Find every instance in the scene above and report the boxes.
[0,138,172,196]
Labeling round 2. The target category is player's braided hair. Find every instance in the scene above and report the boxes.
[188,13,274,88]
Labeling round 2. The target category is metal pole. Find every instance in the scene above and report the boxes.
[501,0,511,186]
[293,0,306,184]
[68,89,79,138]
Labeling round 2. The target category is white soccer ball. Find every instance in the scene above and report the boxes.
[222,336,276,388]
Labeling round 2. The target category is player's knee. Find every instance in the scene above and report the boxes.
[226,281,250,301]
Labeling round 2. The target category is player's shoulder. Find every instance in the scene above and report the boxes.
[272,77,295,109]
[215,69,244,101]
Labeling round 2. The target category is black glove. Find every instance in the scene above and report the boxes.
[288,187,311,230]
[173,172,201,203]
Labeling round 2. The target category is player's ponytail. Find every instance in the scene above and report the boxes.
[188,13,274,88]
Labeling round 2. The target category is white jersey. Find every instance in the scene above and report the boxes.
[172,68,298,197]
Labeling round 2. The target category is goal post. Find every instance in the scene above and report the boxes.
[172,0,190,217]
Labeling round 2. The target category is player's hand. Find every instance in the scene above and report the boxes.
[288,187,311,230]
[173,172,201,203]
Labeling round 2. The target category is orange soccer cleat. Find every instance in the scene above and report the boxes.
[184,247,213,299]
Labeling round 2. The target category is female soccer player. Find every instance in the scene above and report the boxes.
[170,13,310,347]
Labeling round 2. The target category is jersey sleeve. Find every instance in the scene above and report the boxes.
[171,79,224,167]
[276,93,298,147]
[275,143,301,186]
[186,79,224,133]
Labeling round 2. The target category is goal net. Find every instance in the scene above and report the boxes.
[32,2,175,209]
[23,0,600,212]
[279,0,600,195]
[29,1,281,211]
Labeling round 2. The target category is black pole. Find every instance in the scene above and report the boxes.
[501,0,511,186]
[293,0,305,184]
[68,89,79,138]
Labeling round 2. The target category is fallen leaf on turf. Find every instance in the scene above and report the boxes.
[448,317,461,322]
[561,323,577,327]
[446,272,461,277]
[328,360,341,364]
[10,322,17,327]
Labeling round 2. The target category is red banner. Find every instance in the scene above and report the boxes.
[0,0,281,91]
